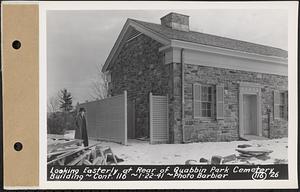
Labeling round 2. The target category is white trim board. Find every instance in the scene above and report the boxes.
[170,39,288,65]
[238,82,263,138]
[162,43,288,76]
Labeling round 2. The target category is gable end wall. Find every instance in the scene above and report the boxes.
[109,34,169,138]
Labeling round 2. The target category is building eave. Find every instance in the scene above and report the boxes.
[160,39,288,76]
[159,39,288,66]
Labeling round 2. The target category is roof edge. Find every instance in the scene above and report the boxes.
[168,39,288,65]
[102,19,170,72]
[133,19,288,58]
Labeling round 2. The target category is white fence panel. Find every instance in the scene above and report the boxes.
[150,93,168,144]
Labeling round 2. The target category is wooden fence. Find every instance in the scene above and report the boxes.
[79,91,127,145]
[149,93,169,144]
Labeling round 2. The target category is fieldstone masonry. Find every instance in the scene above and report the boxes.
[109,33,288,143]
[167,62,183,143]
[182,64,288,143]
[109,34,169,138]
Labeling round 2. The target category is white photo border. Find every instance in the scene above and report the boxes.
[36,1,298,189]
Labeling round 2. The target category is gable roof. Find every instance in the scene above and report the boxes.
[131,19,288,58]
[102,18,287,72]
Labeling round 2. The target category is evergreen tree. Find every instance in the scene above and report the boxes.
[59,88,73,112]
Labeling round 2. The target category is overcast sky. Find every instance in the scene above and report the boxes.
[47,9,288,105]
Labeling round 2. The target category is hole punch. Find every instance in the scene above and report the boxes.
[14,142,23,151]
[12,40,21,49]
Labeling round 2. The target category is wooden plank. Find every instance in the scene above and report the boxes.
[47,142,102,164]
[103,147,118,165]
[83,159,92,165]
[92,156,103,165]
[47,134,65,139]
[99,149,107,165]
[55,146,79,152]
[48,139,83,152]
[67,150,92,166]
[47,148,79,158]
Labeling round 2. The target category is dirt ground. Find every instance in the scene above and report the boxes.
[89,137,288,165]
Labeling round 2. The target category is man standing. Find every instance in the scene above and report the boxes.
[75,107,89,146]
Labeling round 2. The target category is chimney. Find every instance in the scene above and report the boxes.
[160,12,189,32]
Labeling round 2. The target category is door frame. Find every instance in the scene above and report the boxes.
[239,82,262,138]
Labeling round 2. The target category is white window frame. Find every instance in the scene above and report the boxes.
[279,90,288,120]
[193,83,215,119]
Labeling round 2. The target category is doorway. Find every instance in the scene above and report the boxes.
[243,95,257,135]
[239,82,263,140]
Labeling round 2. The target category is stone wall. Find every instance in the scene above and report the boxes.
[109,34,169,138]
[181,64,288,143]
[167,63,183,143]
[108,32,288,143]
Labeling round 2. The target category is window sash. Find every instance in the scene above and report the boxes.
[274,90,280,119]
[201,101,212,117]
[274,90,288,120]
[279,106,285,118]
[194,84,214,118]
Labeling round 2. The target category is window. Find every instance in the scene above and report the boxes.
[279,92,285,119]
[194,84,224,119]
[274,90,288,120]
[200,86,213,117]
[194,84,216,118]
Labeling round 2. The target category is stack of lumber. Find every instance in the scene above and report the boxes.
[47,134,118,165]
[236,146,273,160]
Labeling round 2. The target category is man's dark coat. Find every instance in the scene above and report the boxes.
[75,114,89,146]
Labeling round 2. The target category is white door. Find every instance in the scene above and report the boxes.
[243,95,257,135]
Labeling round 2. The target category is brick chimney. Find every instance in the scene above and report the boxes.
[160,12,189,32]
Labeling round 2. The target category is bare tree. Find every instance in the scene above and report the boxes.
[47,94,60,113]
[89,64,108,100]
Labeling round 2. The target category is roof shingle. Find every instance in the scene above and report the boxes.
[131,19,288,58]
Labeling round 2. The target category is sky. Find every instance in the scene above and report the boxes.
[47,9,288,105]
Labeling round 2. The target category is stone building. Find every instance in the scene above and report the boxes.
[102,12,288,143]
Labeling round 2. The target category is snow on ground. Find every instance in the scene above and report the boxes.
[90,138,288,165]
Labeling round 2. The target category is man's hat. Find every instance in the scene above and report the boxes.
[79,107,86,112]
